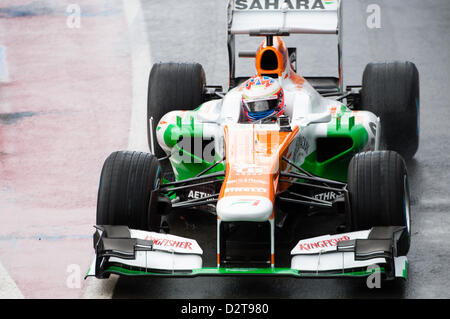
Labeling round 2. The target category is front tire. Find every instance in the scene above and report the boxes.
[348,151,411,256]
[96,151,162,231]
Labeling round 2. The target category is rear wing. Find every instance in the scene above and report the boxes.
[227,0,344,91]
[228,0,341,35]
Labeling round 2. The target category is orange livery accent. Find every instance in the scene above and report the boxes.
[219,124,299,204]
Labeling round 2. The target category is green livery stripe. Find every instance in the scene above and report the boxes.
[160,111,225,181]
[299,267,385,278]
[193,267,298,276]
[169,145,225,180]
[161,178,177,199]
[193,103,204,111]
[301,105,369,182]
[163,123,203,148]
[104,266,385,278]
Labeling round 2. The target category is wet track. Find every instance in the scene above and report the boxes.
[0,0,449,299]
[113,0,450,298]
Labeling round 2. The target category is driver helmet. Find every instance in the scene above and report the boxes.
[241,76,285,122]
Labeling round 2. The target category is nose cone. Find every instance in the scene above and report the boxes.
[216,196,273,222]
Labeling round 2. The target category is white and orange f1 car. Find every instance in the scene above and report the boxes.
[87,0,419,282]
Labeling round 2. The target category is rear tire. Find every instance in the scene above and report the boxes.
[147,62,206,158]
[348,151,411,256]
[361,61,419,159]
[96,151,162,231]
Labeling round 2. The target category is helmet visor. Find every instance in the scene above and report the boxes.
[243,98,279,113]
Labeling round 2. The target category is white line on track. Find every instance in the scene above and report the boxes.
[82,0,152,298]
[0,23,20,300]
[0,261,24,299]
[82,274,119,299]
[125,0,152,152]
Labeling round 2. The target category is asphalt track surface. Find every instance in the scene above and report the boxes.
[0,0,449,299]
[0,0,132,298]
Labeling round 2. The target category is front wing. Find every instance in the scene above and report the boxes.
[86,225,407,280]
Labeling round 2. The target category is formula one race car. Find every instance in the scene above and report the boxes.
[87,0,419,282]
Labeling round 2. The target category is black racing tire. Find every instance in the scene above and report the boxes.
[361,61,420,160]
[147,62,206,158]
[348,151,411,256]
[96,151,162,231]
